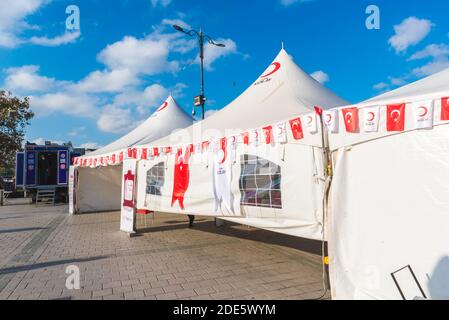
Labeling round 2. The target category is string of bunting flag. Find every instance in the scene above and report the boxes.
[72,109,322,168]
[72,96,449,168]
[323,96,449,133]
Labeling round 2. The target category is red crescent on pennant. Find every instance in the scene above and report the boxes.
[261,62,281,78]
[157,101,168,112]
[391,110,401,122]
[325,114,332,123]
[367,112,375,122]
[418,106,428,117]
[345,113,353,123]
[307,116,313,124]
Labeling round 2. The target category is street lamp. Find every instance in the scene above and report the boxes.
[172,25,226,120]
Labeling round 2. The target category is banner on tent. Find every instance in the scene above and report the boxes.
[68,166,75,214]
[120,160,137,233]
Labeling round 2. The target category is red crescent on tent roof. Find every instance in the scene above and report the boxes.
[261,62,281,78]
[157,101,168,112]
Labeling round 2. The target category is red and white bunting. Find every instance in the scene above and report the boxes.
[289,117,304,140]
[250,129,260,145]
[441,97,449,121]
[323,110,338,133]
[163,146,172,155]
[362,106,380,133]
[274,121,288,144]
[262,126,273,144]
[386,103,406,132]
[412,100,434,129]
[342,107,359,133]
[302,113,318,134]
[241,132,249,145]
[153,147,160,157]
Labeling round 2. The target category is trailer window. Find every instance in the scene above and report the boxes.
[146,162,165,196]
[239,154,282,209]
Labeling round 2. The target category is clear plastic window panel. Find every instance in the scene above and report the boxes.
[239,155,282,209]
[146,162,165,196]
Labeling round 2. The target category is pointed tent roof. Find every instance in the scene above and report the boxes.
[361,67,449,106]
[88,95,193,156]
[143,49,348,147]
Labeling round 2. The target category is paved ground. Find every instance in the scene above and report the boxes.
[0,199,328,300]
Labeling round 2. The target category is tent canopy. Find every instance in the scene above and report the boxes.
[141,48,348,148]
[88,95,193,157]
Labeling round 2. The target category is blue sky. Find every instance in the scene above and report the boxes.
[1,0,449,149]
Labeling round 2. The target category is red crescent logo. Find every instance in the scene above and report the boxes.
[325,113,332,123]
[418,106,428,117]
[157,101,168,112]
[261,62,281,78]
[307,116,313,124]
[367,112,375,122]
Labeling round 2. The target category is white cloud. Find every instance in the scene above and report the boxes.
[78,142,101,149]
[200,38,238,70]
[409,43,449,77]
[73,68,139,93]
[29,30,80,46]
[389,17,433,53]
[30,92,98,118]
[97,105,135,133]
[373,75,408,92]
[151,0,172,7]
[4,65,59,92]
[310,70,329,84]
[280,0,310,6]
[409,43,449,60]
[412,60,449,77]
[97,35,178,76]
[113,83,169,114]
[161,19,191,30]
[0,0,49,48]
[68,126,86,137]
[373,82,389,91]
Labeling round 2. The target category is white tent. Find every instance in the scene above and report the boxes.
[327,68,449,299]
[133,49,348,240]
[74,95,193,213]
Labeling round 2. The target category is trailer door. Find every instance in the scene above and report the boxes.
[15,152,25,188]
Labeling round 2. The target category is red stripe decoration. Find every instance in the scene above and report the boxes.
[241,132,249,145]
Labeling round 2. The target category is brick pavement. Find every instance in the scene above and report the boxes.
[0,200,329,300]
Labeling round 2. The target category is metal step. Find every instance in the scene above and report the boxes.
[36,188,56,206]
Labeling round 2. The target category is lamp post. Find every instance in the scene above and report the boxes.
[173,25,225,120]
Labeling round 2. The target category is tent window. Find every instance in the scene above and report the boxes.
[239,155,282,209]
[146,162,165,196]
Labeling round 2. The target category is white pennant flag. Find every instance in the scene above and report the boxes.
[362,106,380,132]
[412,100,434,129]
[302,113,318,134]
[274,121,288,144]
[323,110,338,133]
[250,129,260,145]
